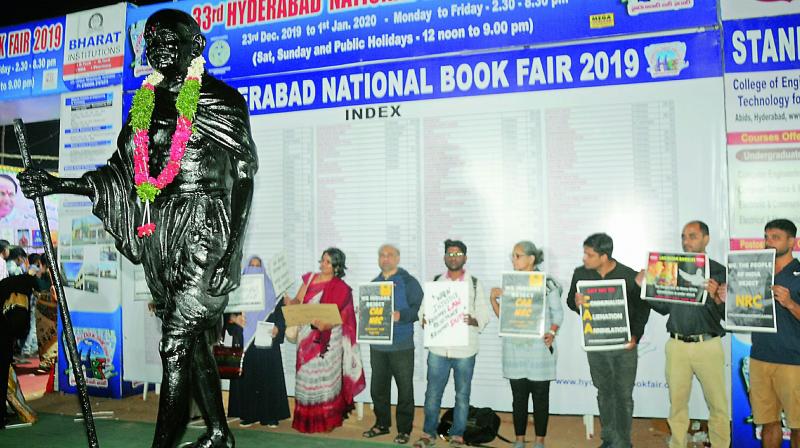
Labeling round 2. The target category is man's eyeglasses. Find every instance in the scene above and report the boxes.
[445,252,465,258]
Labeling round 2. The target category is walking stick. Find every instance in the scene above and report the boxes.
[13,119,100,447]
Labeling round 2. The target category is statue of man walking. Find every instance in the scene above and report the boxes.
[19,9,257,448]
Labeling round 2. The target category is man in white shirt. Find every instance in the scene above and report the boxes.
[414,239,490,448]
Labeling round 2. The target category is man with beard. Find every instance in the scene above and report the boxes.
[414,239,489,448]
[644,221,729,448]
[739,219,800,448]
[19,9,257,448]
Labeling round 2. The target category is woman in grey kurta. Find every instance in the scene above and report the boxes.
[490,241,564,448]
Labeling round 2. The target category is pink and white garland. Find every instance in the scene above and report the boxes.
[131,56,205,238]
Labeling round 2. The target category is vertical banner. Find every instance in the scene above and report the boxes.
[498,271,547,338]
[62,4,126,91]
[577,279,631,351]
[423,281,468,347]
[641,251,709,305]
[725,249,777,333]
[356,282,394,345]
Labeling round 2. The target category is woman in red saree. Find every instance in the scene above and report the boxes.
[287,247,365,433]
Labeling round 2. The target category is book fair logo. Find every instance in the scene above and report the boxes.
[644,41,689,78]
[65,327,117,389]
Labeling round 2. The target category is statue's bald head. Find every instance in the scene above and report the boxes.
[144,9,205,77]
[145,9,201,39]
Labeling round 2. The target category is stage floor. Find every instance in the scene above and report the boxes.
[6,391,686,447]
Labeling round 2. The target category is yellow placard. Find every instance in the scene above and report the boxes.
[282,303,343,327]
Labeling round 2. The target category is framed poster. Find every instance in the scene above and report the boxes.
[725,249,777,333]
[357,281,394,345]
[641,251,709,305]
[578,279,631,351]
[498,271,547,338]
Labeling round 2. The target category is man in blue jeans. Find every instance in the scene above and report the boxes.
[414,239,489,448]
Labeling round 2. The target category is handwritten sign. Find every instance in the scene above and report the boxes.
[225,273,266,313]
[577,279,631,351]
[423,281,468,348]
[499,272,547,338]
[641,251,709,305]
[726,249,776,333]
[357,282,394,345]
[267,251,293,296]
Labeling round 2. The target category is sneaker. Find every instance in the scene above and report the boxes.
[512,442,525,448]
[533,443,545,448]
[239,420,254,428]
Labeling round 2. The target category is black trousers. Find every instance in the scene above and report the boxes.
[509,378,551,437]
[369,348,415,434]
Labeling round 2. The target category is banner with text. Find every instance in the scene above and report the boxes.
[498,271,546,338]
[724,13,800,253]
[0,4,125,101]
[578,279,631,351]
[230,29,721,115]
[123,0,718,91]
[642,251,708,305]
[726,249,776,333]
[357,281,393,345]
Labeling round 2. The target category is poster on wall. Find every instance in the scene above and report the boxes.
[356,282,393,345]
[498,271,547,338]
[577,280,631,351]
[724,13,800,254]
[62,3,126,91]
[725,249,777,333]
[641,251,709,305]
[0,165,58,250]
[423,281,468,347]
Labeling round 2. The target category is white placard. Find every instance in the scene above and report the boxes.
[225,273,266,313]
[255,321,274,348]
[268,251,293,296]
[423,281,468,348]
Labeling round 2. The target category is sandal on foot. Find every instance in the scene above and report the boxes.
[394,433,410,444]
[362,426,390,438]
[412,436,436,448]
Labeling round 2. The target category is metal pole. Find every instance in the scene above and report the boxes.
[13,119,100,448]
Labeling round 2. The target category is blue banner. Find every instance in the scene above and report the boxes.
[723,14,800,74]
[124,0,719,91]
[223,29,721,115]
[0,17,67,100]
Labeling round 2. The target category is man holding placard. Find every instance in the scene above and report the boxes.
[362,244,423,445]
[415,240,489,448]
[642,221,729,448]
[567,233,650,448]
[745,219,800,448]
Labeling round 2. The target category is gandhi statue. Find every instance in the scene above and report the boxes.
[19,9,257,448]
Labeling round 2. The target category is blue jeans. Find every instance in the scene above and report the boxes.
[422,352,476,438]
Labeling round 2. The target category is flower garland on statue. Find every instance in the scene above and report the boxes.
[130,56,205,238]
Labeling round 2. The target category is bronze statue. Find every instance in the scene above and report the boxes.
[19,9,257,448]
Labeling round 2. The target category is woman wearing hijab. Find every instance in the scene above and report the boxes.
[226,256,290,427]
